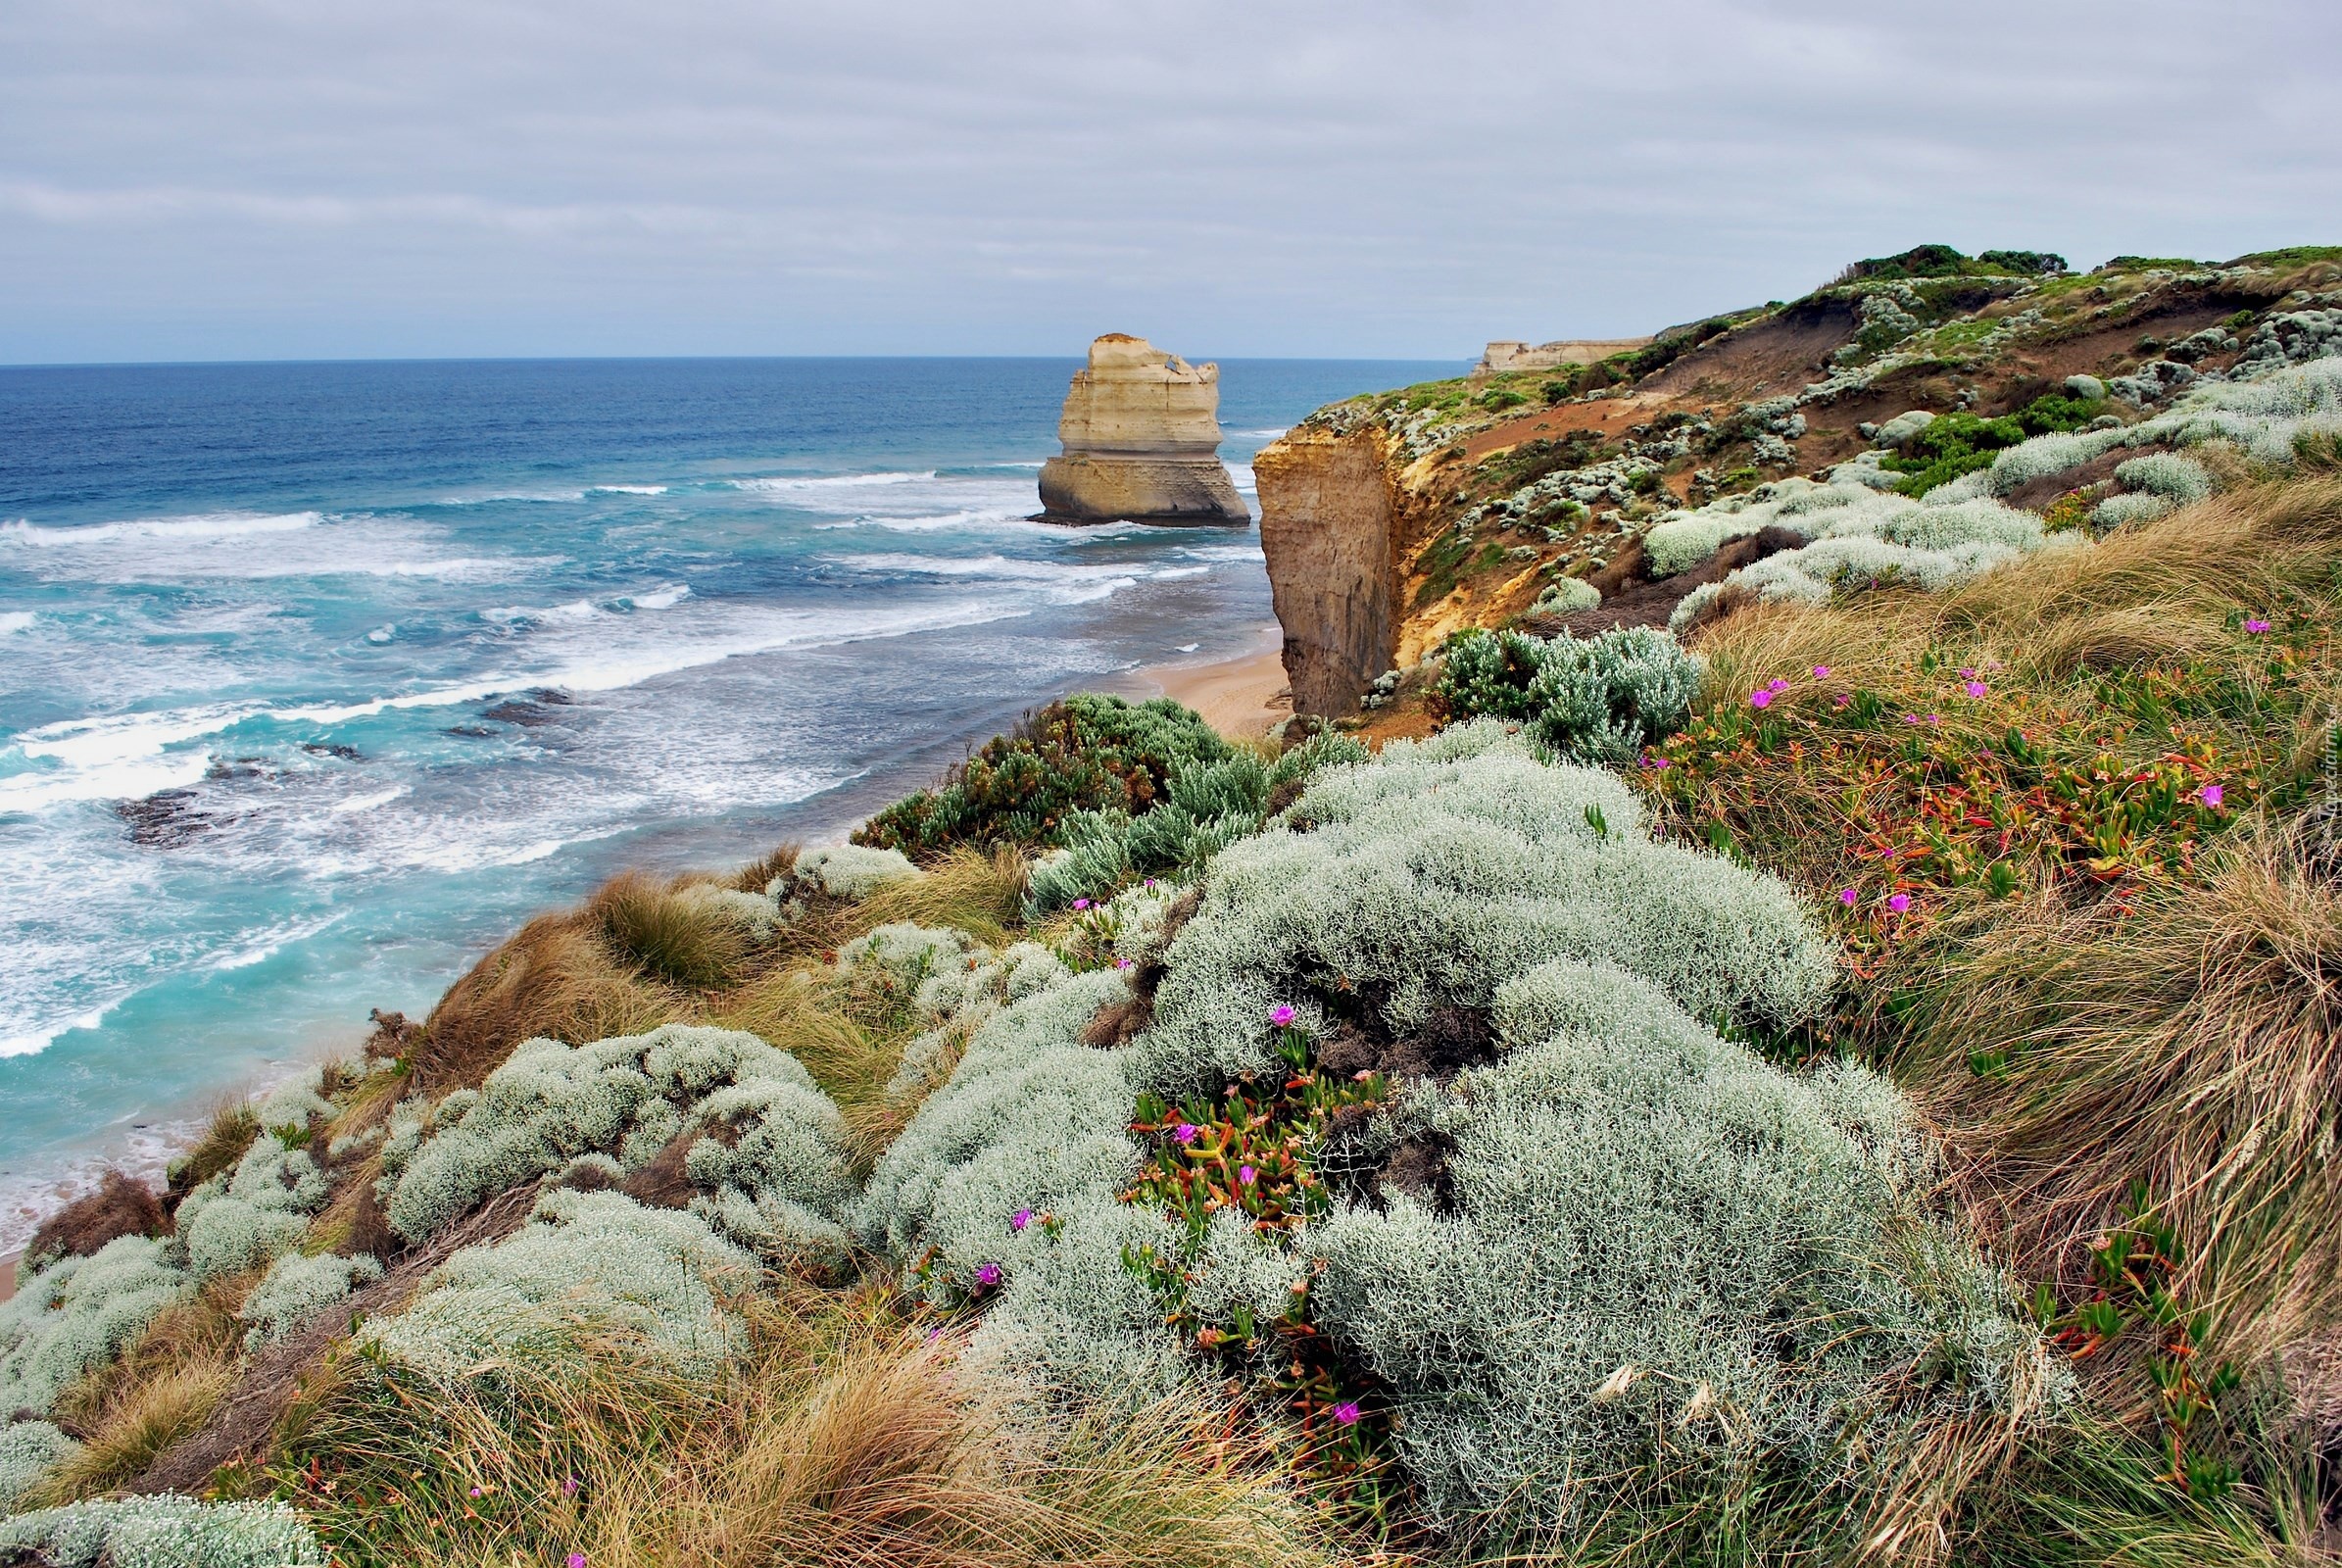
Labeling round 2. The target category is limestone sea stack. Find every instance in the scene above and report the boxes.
[1037,335,1250,526]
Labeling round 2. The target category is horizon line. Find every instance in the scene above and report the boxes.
[0,350,1475,372]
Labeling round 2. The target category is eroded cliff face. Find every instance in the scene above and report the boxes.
[1252,418,1458,715]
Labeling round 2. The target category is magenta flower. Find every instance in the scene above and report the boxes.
[2245,618,2271,634]
[1958,667,1976,679]
[1832,693,1850,709]
[1071,898,1091,910]
[1010,1207,1032,1232]
[1927,713,1942,726]
[1239,1164,1257,1185]
[1271,1004,1296,1027]
[569,1555,588,1568]
[2200,784,2225,808]
[1767,677,1789,693]
[1838,888,1857,906]
[469,1487,483,1498]
[975,1262,1001,1287]
[1331,1401,1361,1426]
[1812,665,1831,678]
[1144,878,1159,889]
[1750,689,1773,710]
[1640,751,1671,770]
[1114,956,1133,970]
[1887,893,1911,914]
[1965,681,1987,699]
[1173,1123,1198,1145]
[561,1477,579,1498]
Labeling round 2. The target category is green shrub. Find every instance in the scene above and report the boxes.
[1885,395,2104,497]
[1433,626,1700,765]
[1023,730,1368,915]
[854,696,1231,860]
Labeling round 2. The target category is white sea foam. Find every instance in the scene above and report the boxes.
[1151,565,1210,580]
[0,612,34,634]
[481,597,600,625]
[328,785,410,816]
[211,912,347,971]
[1,511,321,547]
[623,583,691,610]
[730,470,934,493]
[0,1000,119,1060]
[591,484,668,495]
[437,490,587,505]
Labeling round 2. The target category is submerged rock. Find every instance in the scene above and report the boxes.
[1037,334,1249,526]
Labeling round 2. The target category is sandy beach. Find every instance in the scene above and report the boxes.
[1119,623,1293,740]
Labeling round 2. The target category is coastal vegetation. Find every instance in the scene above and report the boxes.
[6,248,2342,1567]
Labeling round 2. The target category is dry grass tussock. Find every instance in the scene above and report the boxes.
[415,846,1024,1101]
[1908,826,2342,1366]
[278,1287,1324,1568]
[33,1280,249,1505]
[1694,472,2342,694]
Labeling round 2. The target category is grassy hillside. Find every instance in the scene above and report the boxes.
[4,253,2342,1567]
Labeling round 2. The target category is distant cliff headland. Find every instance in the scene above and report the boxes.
[6,243,2342,1567]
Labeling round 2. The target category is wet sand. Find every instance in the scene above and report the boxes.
[1115,624,1293,740]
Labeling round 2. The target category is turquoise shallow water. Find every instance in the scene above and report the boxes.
[0,356,1454,1250]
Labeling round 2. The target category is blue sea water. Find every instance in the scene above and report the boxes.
[0,356,1453,1250]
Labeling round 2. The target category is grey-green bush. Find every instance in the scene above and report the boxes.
[379,1023,852,1267]
[0,1420,77,1512]
[362,1189,757,1382]
[0,1236,189,1417]
[239,1251,384,1348]
[1434,628,1701,766]
[0,1494,322,1567]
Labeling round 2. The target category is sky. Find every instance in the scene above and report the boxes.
[2,0,2337,365]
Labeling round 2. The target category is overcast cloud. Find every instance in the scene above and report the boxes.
[2,0,2335,363]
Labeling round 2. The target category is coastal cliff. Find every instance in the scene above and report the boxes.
[1257,243,2342,715]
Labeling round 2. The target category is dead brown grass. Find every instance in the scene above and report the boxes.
[413,911,685,1091]
[282,1286,1324,1568]
[24,1171,168,1270]
[1692,473,2342,695]
[1906,827,2342,1367]
[36,1279,248,1503]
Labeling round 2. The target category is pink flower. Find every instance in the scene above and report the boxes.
[1887,893,1911,914]
[2200,784,2224,808]
[1114,957,1133,970]
[1271,1004,1296,1026]
[1958,667,1976,679]
[1767,678,1789,693]
[2245,618,2270,634]
[1750,689,1773,710]
[1011,1207,1032,1232]
[1838,888,1857,906]
[1071,898,1091,910]
[1927,713,1941,726]
[1640,752,1671,770]
[975,1262,1001,1287]
[1902,713,1921,725]
[1965,681,1987,699]
[1173,1123,1198,1146]
[469,1487,483,1498]
[561,1477,579,1498]
[1144,878,1159,889]
[1331,1401,1361,1426]
[1239,1164,1257,1185]
[1812,665,1831,678]
[1832,694,1850,709]
[569,1556,588,1568]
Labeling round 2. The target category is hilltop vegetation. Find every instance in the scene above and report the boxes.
[5,247,2342,1567]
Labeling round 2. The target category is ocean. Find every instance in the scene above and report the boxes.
[0,355,1453,1251]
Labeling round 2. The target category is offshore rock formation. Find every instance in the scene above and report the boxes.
[1037,335,1250,526]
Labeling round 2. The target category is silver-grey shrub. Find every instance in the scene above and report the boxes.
[362,1189,756,1382]
[1137,721,1833,1095]
[0,1494,322,1567]
[239,1251,384,1349]
[177,1131,333,1285]
[2115,450,2214,504]
[0,1420,77,1512]
[1307,958,2055,1527]
[0,1236,190,1416]
[380,1023,851,1266]
[2090,492,2175,530]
